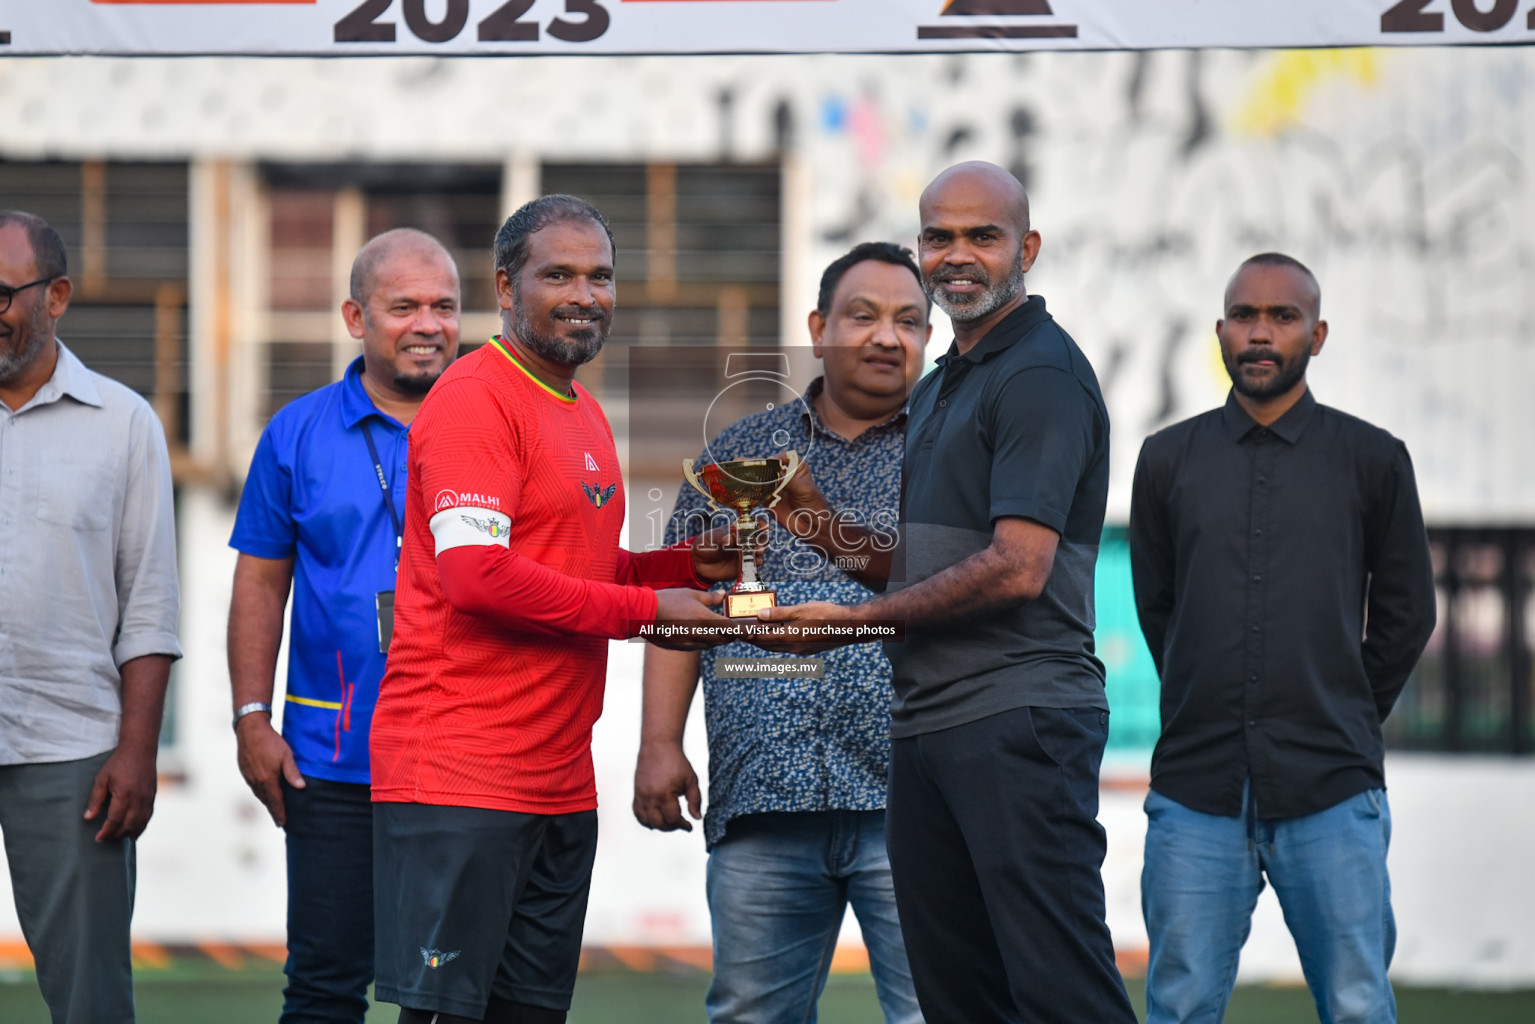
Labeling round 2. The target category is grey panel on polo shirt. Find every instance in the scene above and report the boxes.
[885,295,1109,739]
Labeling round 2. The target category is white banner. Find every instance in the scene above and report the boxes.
[1,0,1533,56]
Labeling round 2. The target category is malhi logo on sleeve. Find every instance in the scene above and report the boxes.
[435,489,501,512]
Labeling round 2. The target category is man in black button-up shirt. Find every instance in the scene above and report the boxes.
[1129,253,1435,1024]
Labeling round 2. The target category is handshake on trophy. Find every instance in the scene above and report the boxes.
[682,450,800,618]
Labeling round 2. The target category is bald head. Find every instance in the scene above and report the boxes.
[920,161,1030,235]
[917,162,1041,337]
[349,228,457,306]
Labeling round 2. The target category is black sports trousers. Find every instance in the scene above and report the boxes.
[885,705,1138,1024]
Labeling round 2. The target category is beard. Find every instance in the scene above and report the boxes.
[512,299,609,368]
[0,303,53,385]
[390,366,442,396]
[926,245,1026,324]
[1224,345,1311,400]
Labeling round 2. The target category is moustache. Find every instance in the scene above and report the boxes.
[551,305,606,323]
[1238,349,1282,365]
[928,266,991,286]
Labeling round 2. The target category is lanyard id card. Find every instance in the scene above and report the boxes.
[376,590,395,654]
[361,421,406,573]
[362,422,404,655]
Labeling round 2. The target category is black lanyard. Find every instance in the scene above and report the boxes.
[360,421,405,569]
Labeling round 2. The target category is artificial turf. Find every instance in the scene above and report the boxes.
[2,970,1534,1023]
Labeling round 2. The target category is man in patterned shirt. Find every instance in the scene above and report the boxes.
[633,242,929,1024]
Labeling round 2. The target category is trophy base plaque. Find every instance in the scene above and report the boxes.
[726,588,778,619]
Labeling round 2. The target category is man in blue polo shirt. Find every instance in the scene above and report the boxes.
[228,228,461,1023]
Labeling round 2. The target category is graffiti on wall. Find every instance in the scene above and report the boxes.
[779,48,1534,520]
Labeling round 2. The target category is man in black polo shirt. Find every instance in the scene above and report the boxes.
[761,161,1136,1024]
[1129,253,1436,1024]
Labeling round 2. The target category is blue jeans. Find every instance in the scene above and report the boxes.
[283,776,375,1024]
[705,810,923,1024]
[1142,783,1395,1024]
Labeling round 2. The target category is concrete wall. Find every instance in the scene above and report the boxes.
[1,47,1533,983]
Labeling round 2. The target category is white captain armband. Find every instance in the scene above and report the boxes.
[430,507,513,554]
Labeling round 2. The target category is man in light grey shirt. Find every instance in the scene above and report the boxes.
[0,209,181,1022]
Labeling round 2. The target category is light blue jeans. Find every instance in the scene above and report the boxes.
[1142,783,1396,1024]
[706,810,924,1024]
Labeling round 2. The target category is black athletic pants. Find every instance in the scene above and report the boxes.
[885,705,1138,1024]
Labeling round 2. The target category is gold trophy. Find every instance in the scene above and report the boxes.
[682,451,801,618]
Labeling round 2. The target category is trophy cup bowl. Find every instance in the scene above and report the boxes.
[682,451,801,618]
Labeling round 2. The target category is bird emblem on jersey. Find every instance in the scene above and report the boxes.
[420,947,461,969]
[460,514,505,538]
[581,481,617,509]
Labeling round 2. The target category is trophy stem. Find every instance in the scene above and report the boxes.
[737,516,762,588]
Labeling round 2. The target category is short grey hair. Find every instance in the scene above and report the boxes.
[0,210,68,280]
[493,195,615,280]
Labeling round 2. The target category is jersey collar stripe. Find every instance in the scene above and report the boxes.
[488,336,579,405]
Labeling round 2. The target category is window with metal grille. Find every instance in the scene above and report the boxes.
[0,160,191,452]
[1088,526,1535,759]
[538,162,782,491]
[249,160,783,476]
[257,162,503,423]
[541,162,782,395]
[1385,528,1535,754]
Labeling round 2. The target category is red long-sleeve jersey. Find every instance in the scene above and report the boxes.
[370,339,697,813]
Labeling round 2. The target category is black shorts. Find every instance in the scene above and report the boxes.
[372,801,598,1018]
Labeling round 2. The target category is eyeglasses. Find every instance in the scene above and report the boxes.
[0,277,57,315]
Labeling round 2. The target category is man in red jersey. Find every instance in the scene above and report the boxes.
[370,195,735,1024]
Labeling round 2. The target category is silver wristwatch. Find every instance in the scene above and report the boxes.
[232,702,273,730]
